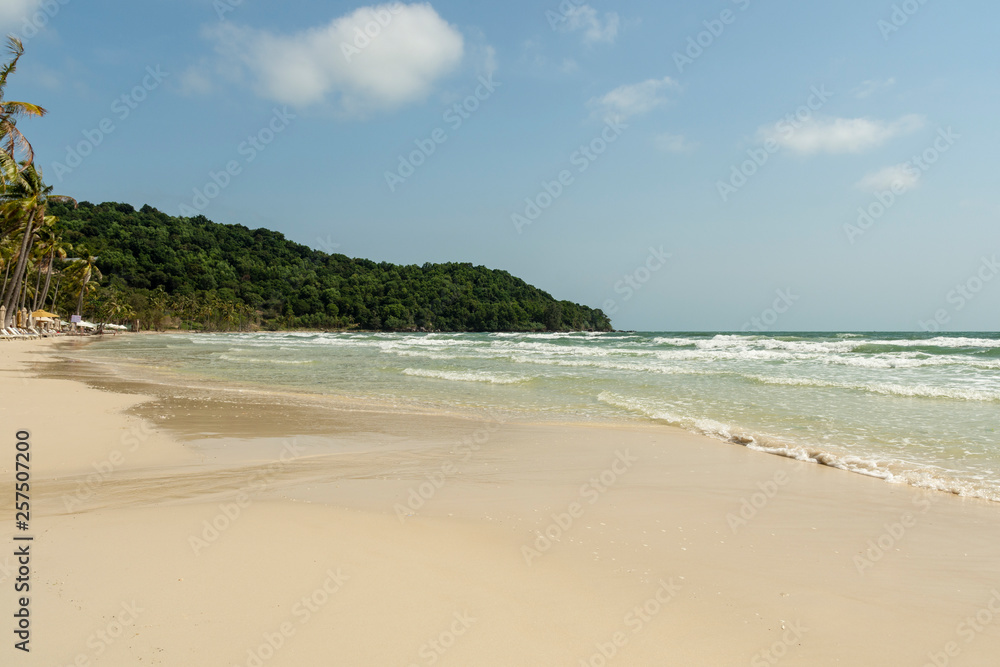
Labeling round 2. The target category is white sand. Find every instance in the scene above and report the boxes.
[2,337,1000,665]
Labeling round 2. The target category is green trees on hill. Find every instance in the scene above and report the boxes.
[49,201,613,332]
[0,38,609,333]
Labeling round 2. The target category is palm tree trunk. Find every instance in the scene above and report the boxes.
[19,270,29,314]
[2,208,38,327]
[37,248,55,310]
[1,258,9,298]
[75,274,89,316]
[32,249,49,310]
[50,274,62,311]
[1,246,23,326]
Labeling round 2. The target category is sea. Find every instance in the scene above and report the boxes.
[77,331,1000,502]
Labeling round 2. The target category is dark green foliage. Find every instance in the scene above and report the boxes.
[50,202,613,332]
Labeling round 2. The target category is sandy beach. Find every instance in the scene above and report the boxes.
[2,336,1000,666]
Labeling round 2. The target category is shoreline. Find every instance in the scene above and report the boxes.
[3,338,1000,664]
[58,331,1000,504]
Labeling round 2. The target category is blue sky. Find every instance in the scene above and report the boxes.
[2,0,998,331]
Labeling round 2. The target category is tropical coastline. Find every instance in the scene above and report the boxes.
[1,336,998,665]
[74,329,1000,503]
[1,1,998,664]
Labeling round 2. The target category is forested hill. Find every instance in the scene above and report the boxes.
[50,202,612,332]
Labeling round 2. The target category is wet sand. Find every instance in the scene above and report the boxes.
[2,336,999,665]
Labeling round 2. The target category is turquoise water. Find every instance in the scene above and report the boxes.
[81,331,1000,501]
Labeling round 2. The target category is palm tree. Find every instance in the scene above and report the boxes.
[148,286,167,330]
[94,286,135,332]
[238,302,256,331]
[0,164,74,327]
[48,264,66,312]
[70,255,102,317]
[0,238,16,297]
[24,219,53,310]
[0,37,46,326]
[0,185,39,326]
[32,227,70,311]
[0,37,45,182]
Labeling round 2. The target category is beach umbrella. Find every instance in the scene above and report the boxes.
[31,309,58,318]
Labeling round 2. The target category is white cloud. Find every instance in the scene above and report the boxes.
[0,0,40,29]
[757,114,924,155]
[654,133,697,153]
[557,4,620,45]
[856,164,920,193]
[589,77,678,121]
[462,27,497,81]
[852,78,896,99]
[202,3,465,114]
